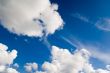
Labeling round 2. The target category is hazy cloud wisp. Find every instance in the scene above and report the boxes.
[95,18,110,32]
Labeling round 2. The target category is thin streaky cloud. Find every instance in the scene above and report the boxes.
[84,45,110,64]
[41,37,52,51]
[73,13,110,32]
[72,13,89,22]
[61,35,110,64]
[60,35,84,49]
[95,18,110,32]
[72,13,94,24]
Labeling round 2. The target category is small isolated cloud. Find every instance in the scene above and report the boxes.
[95,18,110,31]
[0,0,64,37]
[0,43,19,73]
[24,62,38,72]
[24,46,110,73]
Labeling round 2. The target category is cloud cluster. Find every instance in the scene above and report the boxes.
[0,42,110,73]
[24,46,110,73]
[0,43,19,73]
[0,0,64,37]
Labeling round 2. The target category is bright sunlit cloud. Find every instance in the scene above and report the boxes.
[0,0,64,37]
[0,43,19,73]
[24,46,110,73]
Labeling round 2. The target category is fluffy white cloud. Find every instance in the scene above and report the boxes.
[41,46,90,73]
[24,62,38,72]
[3,67,19,73]
[0,43,17,65]
[1,42,109,73]
[0,43,19,73]
[24,46,110,73]
[0,0,64,37]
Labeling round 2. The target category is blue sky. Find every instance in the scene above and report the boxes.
[0,0,110,73]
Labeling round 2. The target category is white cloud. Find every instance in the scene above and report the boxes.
[106,65,110,71]
[0,43,19,73]
[0,43,17,65]
[86,47,110,64]
[0,65,5,72]
[60,35,82,49]
[5,68,19,73]
[61,35,110,64]
[95,18,110,31]
[13,63,19,68]
[0,0,64,37]
[24,46,110,73]
[24,62,38,72]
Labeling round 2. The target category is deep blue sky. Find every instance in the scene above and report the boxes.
[1,0,110,72]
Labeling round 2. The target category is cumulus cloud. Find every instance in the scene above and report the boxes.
[0,43,19,73]
[24,46,110,73]
[24,62,38,72]
[0,0,64,37]
[95,18,110,31]
[0,43,17,65]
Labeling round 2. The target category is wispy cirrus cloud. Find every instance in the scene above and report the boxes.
[95,18,110,32]
[60,35,83,49]
[72,13,110,32]
[61,35,110,65]
[72,13,90,23]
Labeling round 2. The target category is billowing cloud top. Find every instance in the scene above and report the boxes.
[0,43,110,73]
[24,46,110,73]
[0,0,64,37]
[0,43,17,65]
[0,43,19,73]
